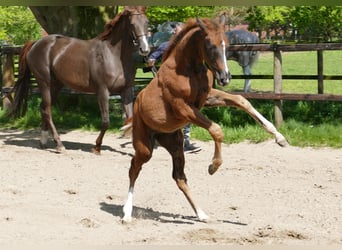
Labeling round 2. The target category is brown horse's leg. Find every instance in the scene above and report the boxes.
[122,118,154,223]
[39,83,65,152]
[120,85,134,120]
[157,131,209,222]
[92,88,110,154]
[206,89,288,146]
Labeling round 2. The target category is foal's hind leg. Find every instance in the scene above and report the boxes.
[157,131,209,222]
[122,122,155,223]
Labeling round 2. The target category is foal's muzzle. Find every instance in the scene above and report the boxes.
[215,70,232,86]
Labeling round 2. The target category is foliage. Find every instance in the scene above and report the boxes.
[1,6,341,44]
[146,6,216,31]
[289,6,342,42]
[246,6,342,42]
[246,6,292,38]
[0,6,41,45]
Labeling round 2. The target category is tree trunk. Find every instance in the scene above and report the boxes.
[29,6,118,39]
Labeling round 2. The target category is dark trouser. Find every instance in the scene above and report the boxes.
[183,124,191,145]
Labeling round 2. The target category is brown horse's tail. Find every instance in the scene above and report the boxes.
[8,41,35,118]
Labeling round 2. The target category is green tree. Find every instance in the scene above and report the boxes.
[224,7,249,28]
[246,6,342,42]
[146,6,216,31]
[290,6,342,42]
[0,6,41,45]
[246,6,292,41]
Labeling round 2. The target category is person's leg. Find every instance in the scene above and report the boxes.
[183,124,201,153]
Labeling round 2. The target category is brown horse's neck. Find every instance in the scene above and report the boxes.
[100,15,133,51]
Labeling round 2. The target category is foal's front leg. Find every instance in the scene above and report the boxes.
[206,89,288,146]
[185,108,224,175]
[172,98,224,175]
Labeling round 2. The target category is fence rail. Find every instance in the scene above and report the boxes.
[1,43,342,127]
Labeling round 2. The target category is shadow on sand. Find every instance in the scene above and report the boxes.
[99,202,248,226]
[0,128,133,156]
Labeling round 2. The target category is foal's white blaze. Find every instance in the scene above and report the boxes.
[221,40,229,76]
[122,187,134,222]
[40,130,49,145]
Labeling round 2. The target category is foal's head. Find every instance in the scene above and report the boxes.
[197,16,231,86]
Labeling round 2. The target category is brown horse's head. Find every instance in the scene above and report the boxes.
[197,15,231,86]
[99,6,150,56]
[125,6,150,56]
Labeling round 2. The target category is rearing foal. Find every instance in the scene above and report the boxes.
[122,16,231,223]
[10,6,149,153]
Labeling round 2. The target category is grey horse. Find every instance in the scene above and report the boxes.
[226,29,259,92]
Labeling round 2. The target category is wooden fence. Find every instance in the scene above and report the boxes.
[1,43,342,127]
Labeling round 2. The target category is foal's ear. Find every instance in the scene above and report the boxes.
[137,6,147,13]
[125,6,147,13]
[196,17,208,35]
[219,13,227,26]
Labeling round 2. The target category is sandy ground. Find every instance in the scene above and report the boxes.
[0,128,341,246]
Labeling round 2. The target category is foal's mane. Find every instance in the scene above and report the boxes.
[162,18,219,62]
[97,6,146,41]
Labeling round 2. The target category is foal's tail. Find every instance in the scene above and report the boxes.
[119,116,133,138]
[8,41,35,118]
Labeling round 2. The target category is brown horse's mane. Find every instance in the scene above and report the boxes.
[162,18,220,62]
[97,6,146,41]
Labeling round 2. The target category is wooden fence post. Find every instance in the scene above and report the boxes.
[273,45,283,128]
[317,50,324,94]
[2,52,15,111]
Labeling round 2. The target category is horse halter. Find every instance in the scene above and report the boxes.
[130,12,148,46]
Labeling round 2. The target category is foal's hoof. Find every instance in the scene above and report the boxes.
[196,208,209,222]
[275,132,289,147]
[121,216,132,224]
[208,158,222,175]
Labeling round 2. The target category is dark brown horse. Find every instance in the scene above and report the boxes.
[10,6,150,153]
[122,16,287,223]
